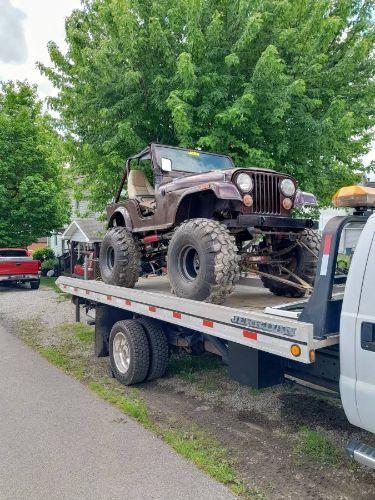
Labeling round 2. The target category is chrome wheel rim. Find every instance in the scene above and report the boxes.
[113,331,130,374]
[178,245,200,282]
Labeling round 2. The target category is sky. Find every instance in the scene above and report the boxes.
[0,0,81,98]
[0,0,373,173]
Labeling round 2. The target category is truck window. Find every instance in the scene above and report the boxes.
[0,249,27,257]
[336,221,367,276]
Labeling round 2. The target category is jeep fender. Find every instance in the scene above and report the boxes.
[108,207,133,230]
[173,183,242,223]
[173,182,242,208]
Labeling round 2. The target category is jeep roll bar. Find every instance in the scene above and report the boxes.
[115,147,151,203]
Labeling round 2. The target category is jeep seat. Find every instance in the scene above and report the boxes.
[127,170,156,212]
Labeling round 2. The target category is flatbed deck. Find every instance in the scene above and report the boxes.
[57,276,339,364]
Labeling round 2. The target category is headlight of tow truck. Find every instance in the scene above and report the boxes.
[280,179,296,197]
[236,173,253,193]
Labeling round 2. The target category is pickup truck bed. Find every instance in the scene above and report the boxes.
[0,249,40,288]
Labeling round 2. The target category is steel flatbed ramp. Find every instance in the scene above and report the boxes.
[57,276,338,363]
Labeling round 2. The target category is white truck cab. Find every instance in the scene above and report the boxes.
[341,213,375,435]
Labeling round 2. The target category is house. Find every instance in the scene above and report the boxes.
[28,237,47,253]
[61,218,105,277]
[47,178,99,257]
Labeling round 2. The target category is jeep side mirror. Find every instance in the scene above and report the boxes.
[161,157,172,172]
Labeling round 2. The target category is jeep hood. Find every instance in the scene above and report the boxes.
[160,167,275,191]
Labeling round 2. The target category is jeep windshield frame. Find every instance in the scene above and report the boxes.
[152,144,234,174]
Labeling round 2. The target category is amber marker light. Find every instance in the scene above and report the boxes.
[282,198,293,210]
[243,194,253,207]
[309,350,316,363]
[290,344,301,357]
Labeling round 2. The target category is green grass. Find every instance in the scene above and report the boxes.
[295,426,344,467]
[59,323,94,343]
[40,345,86,380]
[89,381,152,428]
[168,353,223,383]
[19,320,85,380]
[39,346,71,369]
[40,276,59,290]
[40,277,71,301]
[162,426,236,484]
[197,372,221,393]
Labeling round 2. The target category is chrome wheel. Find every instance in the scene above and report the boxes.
[178,245,200,281]
[113,331,130,374]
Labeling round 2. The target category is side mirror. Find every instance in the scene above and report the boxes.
[161,157,172,172]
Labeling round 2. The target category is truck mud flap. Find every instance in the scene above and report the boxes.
[228,342,285,389]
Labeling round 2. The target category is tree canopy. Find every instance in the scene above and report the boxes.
[42,0,375,209]
[0,81,69,247]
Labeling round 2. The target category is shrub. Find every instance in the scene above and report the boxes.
[33,247,55,262]
[41,258,58,270]
[337,255,350,274]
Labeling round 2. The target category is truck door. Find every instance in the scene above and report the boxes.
[355,218,375,434]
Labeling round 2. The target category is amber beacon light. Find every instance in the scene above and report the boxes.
[332,185,375,209]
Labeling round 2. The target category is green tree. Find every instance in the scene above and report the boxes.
[0,81,69,247]
[41,0,374,209]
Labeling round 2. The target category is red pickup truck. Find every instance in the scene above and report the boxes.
[0,248,41,289]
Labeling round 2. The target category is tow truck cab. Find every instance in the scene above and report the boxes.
[340,212,375,435]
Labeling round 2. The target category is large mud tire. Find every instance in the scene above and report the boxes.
[99,227,140,287]
[259,229,320,298]
[167,218,240,304]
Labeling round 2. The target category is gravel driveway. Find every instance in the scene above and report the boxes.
[0,283,75,329]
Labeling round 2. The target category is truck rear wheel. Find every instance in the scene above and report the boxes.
[167,219,240,304]
[259,229,320,298]
[138,318,169,381]
[109,319,150,385]
[30,280,40,290]
[99,227,140,287]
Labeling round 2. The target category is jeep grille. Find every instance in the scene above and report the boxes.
[252,172,282,215]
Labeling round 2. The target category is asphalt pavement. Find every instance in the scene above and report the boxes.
[0,322,233,500]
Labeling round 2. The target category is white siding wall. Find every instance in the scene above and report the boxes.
[47,233,65,257]
[48,194,97,257]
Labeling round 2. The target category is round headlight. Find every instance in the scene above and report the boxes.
[280,179,296,197]
[236,173,253,193]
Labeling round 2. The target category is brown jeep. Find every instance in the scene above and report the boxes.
[99,143,320,303]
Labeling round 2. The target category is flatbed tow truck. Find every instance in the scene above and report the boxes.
[57,185,375,469]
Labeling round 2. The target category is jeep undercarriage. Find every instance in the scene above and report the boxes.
[100,143,319,303]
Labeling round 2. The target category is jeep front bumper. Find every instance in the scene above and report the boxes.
[225,215,317,231]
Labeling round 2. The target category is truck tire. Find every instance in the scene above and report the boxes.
[138,317,169,381]
[30,280,40,290]
[99,227,140,287]
[259,229,320,298]
[167,218,240,304]
[109,319,150,385]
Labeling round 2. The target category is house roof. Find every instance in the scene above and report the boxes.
[62,218,106,243]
